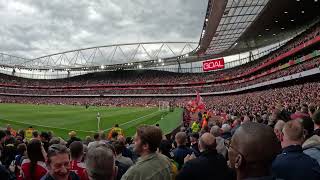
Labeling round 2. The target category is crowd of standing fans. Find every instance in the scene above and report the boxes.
[1,87,320,180]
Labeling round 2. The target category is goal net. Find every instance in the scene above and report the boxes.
[158,101,170,111]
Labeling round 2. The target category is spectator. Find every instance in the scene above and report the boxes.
[313,110,320,136]
[221,124,232,140]
[172,132,194,170]
[0,149,11,180]
[15,143,27,166]
[274,120,285,141]
[87,133,100,149]
[272,120,320,180]
[21,139,48,180]
[32,131,40,140]
[6,125,16,137]
[189,133,200,157]
[85,143,117,180]
[49,137,61,146]
[210,125,227,158]
[117,135,133,160]
[231,119,241,135]
[40,132,50,152]
[300,115,320,165]
[69,141,87,180]
[67,131,81,148]
[41,144,79,180]
[113,141,133,167]
[177,133,231,180]
[229,122,281,180]
[121,125,172,180]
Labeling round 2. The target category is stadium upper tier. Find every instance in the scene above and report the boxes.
[0,23,319,97]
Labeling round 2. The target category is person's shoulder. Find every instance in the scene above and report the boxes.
[121,163,142,179]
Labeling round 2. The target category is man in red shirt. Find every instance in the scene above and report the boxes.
[69,141,88,180]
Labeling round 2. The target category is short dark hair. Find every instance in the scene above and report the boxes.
[0,130,6,140]
[111,131,118,139]
[136,125,163,152]
[40,132,49,141]
[17,143,27,155]
[93,133,100,140]
[112,141,125,155]
[5,130,11,136]
[32,131,39,138]
[299,116,314,139]
[191,132,199,139]
[69,141,83,159]
[47,144,70,164]
[313,110,320,126]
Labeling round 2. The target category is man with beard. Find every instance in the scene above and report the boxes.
[41,144,79,180]
[121,125,173,180]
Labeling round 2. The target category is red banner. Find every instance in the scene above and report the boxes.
[202,58,225,72]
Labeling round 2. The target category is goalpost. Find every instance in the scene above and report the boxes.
[158,101,170,111]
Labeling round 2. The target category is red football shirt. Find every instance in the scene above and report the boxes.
[70,160,88,180]
[20,159,48,180]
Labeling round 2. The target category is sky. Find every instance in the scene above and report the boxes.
[0,0,208,59]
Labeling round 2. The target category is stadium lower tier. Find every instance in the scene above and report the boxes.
[0,55,319,95]
[0,77,319,117]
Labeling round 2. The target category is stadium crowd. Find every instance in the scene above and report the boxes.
[1,80,320,180]
[0,53,319,96]
[0,86,320,180]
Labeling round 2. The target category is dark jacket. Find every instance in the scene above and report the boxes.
[272,145,320,180]
[190,143,200,157]
[221,132,232,140]
[172,145,194,170]
[66,137,81,148]
[176,150,232,180]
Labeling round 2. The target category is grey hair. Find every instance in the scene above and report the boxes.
[210,126,221,137]
[85,146,115,180]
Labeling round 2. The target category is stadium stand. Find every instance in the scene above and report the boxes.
[1,1,320,180]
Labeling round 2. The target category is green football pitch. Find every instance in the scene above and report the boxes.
[0,103,182,139]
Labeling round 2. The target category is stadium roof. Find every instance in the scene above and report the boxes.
[197,0,320,58]
[0,0,319,71]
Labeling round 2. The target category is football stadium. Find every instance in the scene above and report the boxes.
[0,0,320,180]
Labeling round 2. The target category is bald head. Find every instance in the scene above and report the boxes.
[199,133,216,152]
[282,120,304,143]
[175,132,187,146]
[232,122,280,163]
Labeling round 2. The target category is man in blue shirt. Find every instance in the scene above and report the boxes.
[272,119,320,180]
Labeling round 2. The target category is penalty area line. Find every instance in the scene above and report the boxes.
[103,110,163,132]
